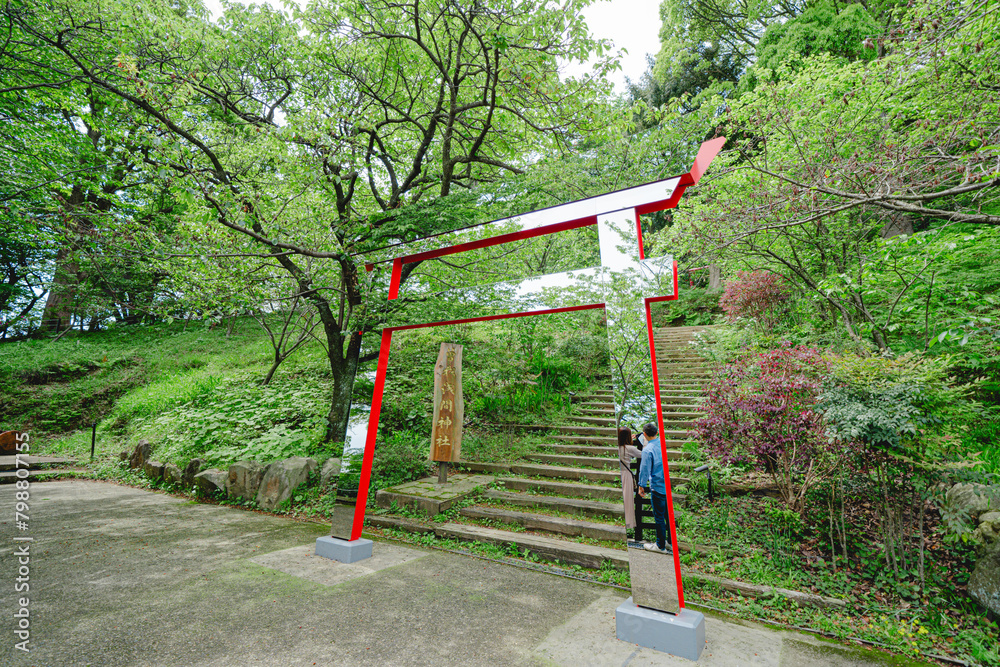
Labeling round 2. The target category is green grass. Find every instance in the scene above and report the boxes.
[0,318,332,461]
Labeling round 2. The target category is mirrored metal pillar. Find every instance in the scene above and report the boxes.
[598,209,683,613]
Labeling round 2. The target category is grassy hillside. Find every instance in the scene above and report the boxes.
[0,319,335,463]
[1,310,606,477]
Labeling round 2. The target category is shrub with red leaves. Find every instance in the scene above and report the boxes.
[718,271,790,332]
[695,345,837,515]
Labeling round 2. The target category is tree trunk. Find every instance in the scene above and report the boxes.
[39,247,79,333]
[262,351,285,386]
[325,337,362,443]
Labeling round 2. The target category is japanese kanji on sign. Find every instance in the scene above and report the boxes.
[430,343,463,464]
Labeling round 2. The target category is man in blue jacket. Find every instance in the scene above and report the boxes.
[637,422,671,553]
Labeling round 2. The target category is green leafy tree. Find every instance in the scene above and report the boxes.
[3,0,613,442]
[663,0,1000,350]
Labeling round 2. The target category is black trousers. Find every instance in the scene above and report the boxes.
[651,490,670,550]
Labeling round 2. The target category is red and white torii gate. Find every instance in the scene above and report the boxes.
[318,138,724,653]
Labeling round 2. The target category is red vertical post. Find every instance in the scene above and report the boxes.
[388,258,403,301]
[635,211,646,261]
[350,328,393,540]
[645,295,685,609]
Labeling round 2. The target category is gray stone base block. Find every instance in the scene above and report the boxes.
[315,536,373,564]
[615,597,705,661]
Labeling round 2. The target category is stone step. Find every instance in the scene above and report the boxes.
[576,408,615,416]
[551,435,616,446]
[0,455,75,472]
[482,489,625,519]
[659,421,696,430]
[657,368,711,374]
[460,505,625,541]
[551,435,690,448]
[657,368,709,374]
[0,468,78,483]
[459,460,693,484]
[368,516,628,570]
[539,443,618,456]
[457,461,620,483]
[659,411,704,420]
[498,478,623,501]
[484,489,689,516]
[656,363,706,369]
[577,401,615,410]
[527,453,618,470]
[567,416,616,427]
[538,444,691,460]
[652,358,707,364]
[506,424,616,436]
[653,334,705,339]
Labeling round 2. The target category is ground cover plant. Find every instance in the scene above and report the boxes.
[673,493,997,665]
[685,282,1000,664]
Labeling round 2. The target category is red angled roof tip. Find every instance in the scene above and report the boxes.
[686,137,726,186]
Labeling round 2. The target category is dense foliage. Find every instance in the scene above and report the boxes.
[697,345,834,514]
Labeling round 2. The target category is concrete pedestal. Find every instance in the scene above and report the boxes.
[615,597,705,661]
[315,536,373,564]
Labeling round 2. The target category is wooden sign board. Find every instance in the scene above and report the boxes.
[430,343,463,462]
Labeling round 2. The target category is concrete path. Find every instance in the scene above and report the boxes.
[0,481,928,667]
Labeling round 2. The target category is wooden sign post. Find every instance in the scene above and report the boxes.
[430,343,463,483]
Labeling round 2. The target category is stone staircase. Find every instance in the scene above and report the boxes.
[370,325,717,568]
[0,455,79,483]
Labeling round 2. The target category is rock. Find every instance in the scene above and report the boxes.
[163,463,183,485]
[980,511,1000,526]
[143,460,165,481]
[946,483,1000,519]
[975,523,1000,544]
[320,458,342,489]
[182,458,203,488]
[128,440,152,469]
[969,539,1000,618]
[228,460,265,501]
[255,457,318,511]
[974,511,1000,544]
[194,469,228,497]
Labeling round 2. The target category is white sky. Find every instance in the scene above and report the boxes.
[570,0,663,92]
[202,0,663,93]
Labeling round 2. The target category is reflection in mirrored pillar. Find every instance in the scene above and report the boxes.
[597,210,681,614]
[330,403,371,540]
